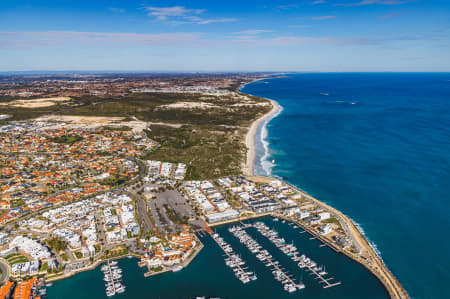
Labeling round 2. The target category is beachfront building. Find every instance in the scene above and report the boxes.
[333,235,351,248]
[284,206,300,216]
[185,180,230,214]
[206,209,240,224]
[318,212,331,221]
[318,223,333,235]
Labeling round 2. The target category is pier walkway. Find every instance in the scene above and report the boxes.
[250,221,341,289]
[106,261,117,295]
[209,232,253,284]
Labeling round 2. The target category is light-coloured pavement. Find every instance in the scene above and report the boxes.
[0,258,10,284]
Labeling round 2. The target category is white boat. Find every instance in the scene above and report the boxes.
[318,265,327,275]
[106,290,115,297]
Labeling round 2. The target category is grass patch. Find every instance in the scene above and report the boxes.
[145,125,246,180]
[6,253,28,265]
[323,217,340,225]
[40,262,48,272]
[45,237,67,252]
[50,135,83,145]
[151,266,163,272]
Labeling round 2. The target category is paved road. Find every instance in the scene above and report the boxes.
[0,258,10,284]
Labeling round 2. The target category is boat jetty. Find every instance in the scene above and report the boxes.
[101,260,126,297]
[253,221,341,289]
[229,225,304,293]
[211,232,257,284]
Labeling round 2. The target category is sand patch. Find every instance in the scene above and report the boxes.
[160,101,220,109]
[33,115,182,131]
[35,115,124,123]
[0,97,71,108]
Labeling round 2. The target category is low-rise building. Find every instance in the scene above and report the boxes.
[206,209,239,224]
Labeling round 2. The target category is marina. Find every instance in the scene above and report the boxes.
[229,225,303,293]
[211,232,257,284]
[101,260,126,297]
[252,221,341,289]
[46,217,390,299]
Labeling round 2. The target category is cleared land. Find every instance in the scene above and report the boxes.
[0,96,71,108]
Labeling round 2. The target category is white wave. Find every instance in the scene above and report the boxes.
[348,216,383,258]
[259,103,283,176]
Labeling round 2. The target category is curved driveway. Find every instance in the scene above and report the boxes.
[0,258,10,284]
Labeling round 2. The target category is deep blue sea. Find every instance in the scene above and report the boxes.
[241,73,450,299]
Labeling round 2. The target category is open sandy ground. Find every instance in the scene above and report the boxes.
[0,96,71,108]
[160,101,220,109]
[33,115,182,131]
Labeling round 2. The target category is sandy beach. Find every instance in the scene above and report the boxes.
[243,98,281,176]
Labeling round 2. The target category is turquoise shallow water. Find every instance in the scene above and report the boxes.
[241,73,450,299]
[47,217,388,298]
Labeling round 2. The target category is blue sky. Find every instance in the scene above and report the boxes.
[1,0,449,71]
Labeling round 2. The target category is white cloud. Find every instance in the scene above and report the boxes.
[2,30,443,51]
[197,18,237,24]
[144,6,236,25]
[145,6,204,21]
[234,30,274,35]
[0,31,203,49]
[311,15,336,20]
[336,0,412,7]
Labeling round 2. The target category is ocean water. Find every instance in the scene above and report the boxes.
[47,217,388,299]
[241,73,450,299]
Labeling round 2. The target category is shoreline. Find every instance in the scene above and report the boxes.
[240,79,282,176]
[239,80,409,299]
